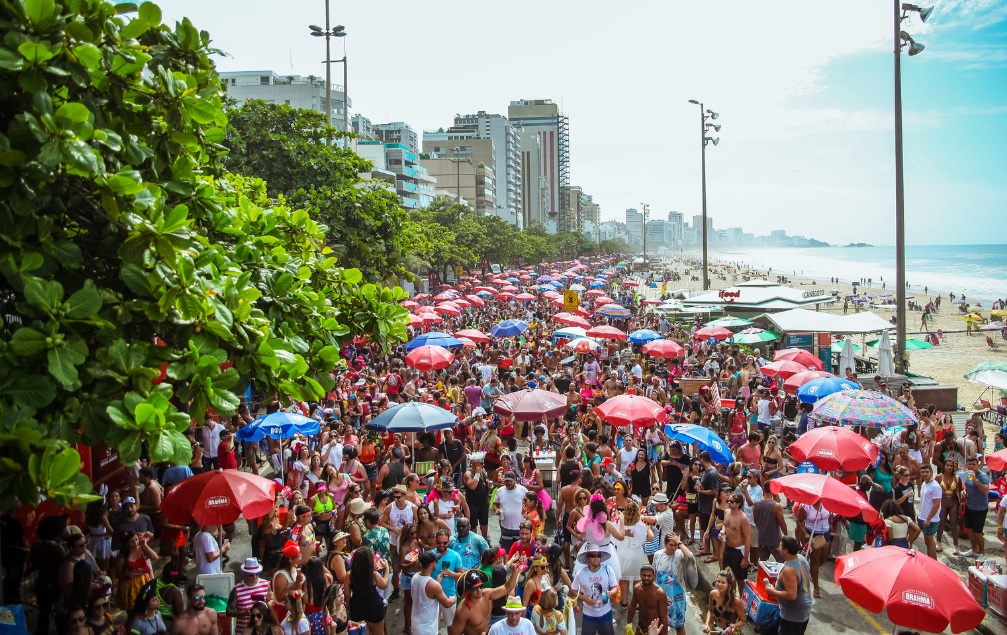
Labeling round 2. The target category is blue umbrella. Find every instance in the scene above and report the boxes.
[663,423,733,464]
[366,402,457,433]
[796,377,860,404]
[491,319,530,338]
[475,290,494,297]
[507,277,520,284]
[538,276,555,283]
[596,304,632,318]
[589,281,606,288]
[406,331,464,351]
[628,329,662,345]
[236,412,320,442]
[549,280,565,288]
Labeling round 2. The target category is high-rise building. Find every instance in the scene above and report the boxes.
[693,214,714,246]
[667,212,684,245]
[356,141,436,209]
[351,114,373,138]
[508,99,569,231]
[625,209,644,247]
[420,139,497,216]
[372,122,419,154]
[220,70,350,131]
[518,132,549,228]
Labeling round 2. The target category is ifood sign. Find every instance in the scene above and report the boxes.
[718,290,741,303]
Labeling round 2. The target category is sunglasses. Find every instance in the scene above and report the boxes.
[194,595,206,601]
[436,542,450,547]
[393,495,404,500]
[251,613,264,620]
[69,616,86,624]
[92,602,107,610]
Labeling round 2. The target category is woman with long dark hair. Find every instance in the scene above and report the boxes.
[301,557,332,635]
[348,547,390,635]
[243,600,282,635]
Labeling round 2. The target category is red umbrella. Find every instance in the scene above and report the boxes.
[594,296,616,305]
[788,426,879,471]
[774,348,825,371]
[643,340,685,359]
[420,313,442,324]
[454,329,490,343]
[457,337,476,349]
[405,345,455,371]
[623,280,640,287]
[769,474,878,522]
[566,337,602,354]
[585,289,605,297]
[694,326,733,341]
[498,292,516,300]
[453,299,471,308]
[407,313,424,328]
[401,300,419,309]
[585,325,628,341]
[162,469,280,525]
[542,291,561,300]
[783,370,836,394]
[554,312,592,329]
[759,360,809,379]
[515,293,536,301]
[596,394,668,428]
[414,293,431,301]
[985,448,1007,471]
[464,294,485,307]
[835,547,985,633]
[473,286,497,295]
[500,285,519,293]
[434,303,461,316]
[493,388,567,422]
[432,293,454,301]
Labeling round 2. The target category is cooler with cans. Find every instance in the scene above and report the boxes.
[742,580,780,629]
[968,566,990,607]
[756,561,784,601]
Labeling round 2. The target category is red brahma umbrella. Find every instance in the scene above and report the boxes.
[788,426,879,471]
[596,394,668,428]
[162,469,280,525]
[405,345,455,371]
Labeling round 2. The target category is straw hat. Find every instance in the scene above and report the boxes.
[503,595,525,612]
[348,498,372,515]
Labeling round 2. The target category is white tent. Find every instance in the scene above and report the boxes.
[753,308,892,335]
[877,330,895,377]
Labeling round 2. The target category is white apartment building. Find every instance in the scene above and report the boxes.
[220,70,350,131]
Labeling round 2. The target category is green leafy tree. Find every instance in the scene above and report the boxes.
[223,99,409,282]
[0,0,406,511]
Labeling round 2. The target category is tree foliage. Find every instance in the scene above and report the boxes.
[0,0,407,511]
[222,100,410,283]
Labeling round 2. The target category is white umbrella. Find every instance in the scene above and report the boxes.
[876,330,895,377]
[839,335,856,376]
[554,326,588,339]
[569,283,586,291]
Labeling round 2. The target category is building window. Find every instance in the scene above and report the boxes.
[260,76,270,85]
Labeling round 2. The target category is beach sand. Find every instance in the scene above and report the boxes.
[660,259,1007,410]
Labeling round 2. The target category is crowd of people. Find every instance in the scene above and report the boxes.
[4,259,1004,635]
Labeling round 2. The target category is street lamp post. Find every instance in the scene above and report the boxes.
[893,1,931,373]
[309,0,346,146]
[688,100,720,291]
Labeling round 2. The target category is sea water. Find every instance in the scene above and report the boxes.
[706,244,1007,304]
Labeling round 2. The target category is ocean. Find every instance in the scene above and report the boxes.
[704,244,1007,304]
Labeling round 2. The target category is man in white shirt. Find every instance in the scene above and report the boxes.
[193,524,229,575]
[571,548,619,635]
[917,463,942,559]
[487,596,536,635]
[201,414,222,470]
[492,472,528,552]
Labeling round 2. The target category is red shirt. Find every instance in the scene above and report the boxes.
[218,442,237,469]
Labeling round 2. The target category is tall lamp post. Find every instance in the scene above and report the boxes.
[309,0,346,146]
[893,1,931,373]
[687,100,720,291]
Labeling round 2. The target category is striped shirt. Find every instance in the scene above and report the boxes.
[233,577,270,633]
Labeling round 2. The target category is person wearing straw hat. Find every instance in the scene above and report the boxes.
[570,548,619,635]
[227,557,270,633]
[448,555,522,635]
[381,483,416,604]
[486,595,535,635]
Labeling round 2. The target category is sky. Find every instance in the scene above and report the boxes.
[160,0,1007,245]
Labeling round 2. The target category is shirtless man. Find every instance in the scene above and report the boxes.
[170,584,218,635]
[604,371,621,399]
[722,493,751,595]
[555,469,583,569]
[627,565,669,635]
[448,553,521,635]
[893,443,922,492]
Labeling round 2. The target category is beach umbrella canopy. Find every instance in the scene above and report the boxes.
[694,326,733,341]
[553,312,592,329]
[596,304,632,319]
[769,474,878,522]
[707,316,753,328]
[585,325,628,341]
[401,300,419,309]
[236,412,320,442]
[405,331,463,351]
[405,345,455,371]
[623,280,640,287]
[366,401,457,433]
[866,337,934,351]
[514,293,536,302]
[597,395,667,428]
[407,313,424,328]
[454,329,490,343]
[457,337,476,349]
[797,376,860,404]
[493,388,567,422]
[734,330,780,344]
[808,389,917,429]
[783,370,835,394]
[831,340,862,354]
[569,283,586,291]
[663,424,732,465]
[980,322,1007,331]
[876,330,895,376]
[759,360,811,379]
[643,339,686,359]
[964,360,1007,391]
[984,448,1007,471]
[774,348,825,371]
[585,289,605,297]
[162,469,280,525]
[628,329,662,345]
[594,296,616,305]
[434,303,461,316]
[491,319,530,338]
[838,335,857,375]
[554,326,589,339]
[835,547,985,633]
[788,426,879,471]
[464,294,485,307]
[419,312,442,324]
[566,337,603,354]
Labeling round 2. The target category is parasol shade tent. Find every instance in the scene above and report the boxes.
[366,401,458,433]
[493,388,567,421]
[808,389,916,429]
[596,394,667,428]
[585,325,628,341]
[663,424,733,464]
[964,360,1007,391]
[406,331,463,351]
[404,345,455,371]
[162,469,279,526]
[236,412,320,442]
[835,547,985,634]
[796,376,860,404]
[491,319,530,337]
[787,426,879,471]
[773,348,825,371]
[642,340,685,359]
[693,326,733,341]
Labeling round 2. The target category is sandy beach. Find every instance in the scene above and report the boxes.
[660,257,1007,410]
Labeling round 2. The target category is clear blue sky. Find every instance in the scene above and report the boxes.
[161,0,1007,245]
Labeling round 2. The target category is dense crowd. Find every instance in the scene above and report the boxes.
[4,261,1002,635]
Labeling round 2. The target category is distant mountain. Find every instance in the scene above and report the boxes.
[842,242,874,248]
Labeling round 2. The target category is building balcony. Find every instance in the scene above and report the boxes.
[396,180,419,194]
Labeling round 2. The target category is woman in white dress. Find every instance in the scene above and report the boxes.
[614,502,652,608]
[572,494,625,582]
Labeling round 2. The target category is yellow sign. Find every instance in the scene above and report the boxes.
[563,290,580,311]
[454,265,464,278]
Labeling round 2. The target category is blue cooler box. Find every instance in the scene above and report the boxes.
[743,581,780,629]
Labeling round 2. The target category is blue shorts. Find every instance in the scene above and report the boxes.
[400,571,414,591]
[918,519,939,536]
